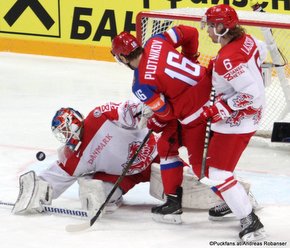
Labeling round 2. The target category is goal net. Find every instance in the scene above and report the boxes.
[136,8,290,138]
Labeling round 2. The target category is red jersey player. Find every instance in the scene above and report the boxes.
[111,25,213,223]
[200,4,267,241]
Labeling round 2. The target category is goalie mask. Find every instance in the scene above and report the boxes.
[51,107,84,151]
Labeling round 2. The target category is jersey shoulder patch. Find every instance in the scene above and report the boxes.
[92,102,120,118]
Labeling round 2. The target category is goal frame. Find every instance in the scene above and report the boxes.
[136,8,290,42]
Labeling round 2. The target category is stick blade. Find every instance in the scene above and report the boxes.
[65,221,91,232]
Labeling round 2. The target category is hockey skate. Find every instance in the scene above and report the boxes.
[208,202,233,221]
[239,211,267,241]
[151,187,183,224]
[209,192,261,221]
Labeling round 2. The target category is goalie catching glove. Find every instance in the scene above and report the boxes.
[136,102,153,129]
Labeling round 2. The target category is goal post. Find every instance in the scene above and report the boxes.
[136,8,290,137]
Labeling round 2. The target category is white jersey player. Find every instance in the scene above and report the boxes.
[12,100,158,215]
[200,4,267,241]
[12,99,256,223]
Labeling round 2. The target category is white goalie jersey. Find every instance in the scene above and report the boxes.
[39,100,157,198]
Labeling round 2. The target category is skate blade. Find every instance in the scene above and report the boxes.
[208,213,236,221]
[152,213,182,224]
[241,228,267,241]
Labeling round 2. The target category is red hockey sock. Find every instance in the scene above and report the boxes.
[160,160,183,195]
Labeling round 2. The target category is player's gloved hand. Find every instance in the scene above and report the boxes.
[147,115,167,133]
[200,100,233,123]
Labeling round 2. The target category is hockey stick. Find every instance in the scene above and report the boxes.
[65,129,153,232]
[199,88,225,186]
[0,200,89,219]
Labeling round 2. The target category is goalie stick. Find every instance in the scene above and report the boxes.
[65,130,153,232]
[0,200,89,219]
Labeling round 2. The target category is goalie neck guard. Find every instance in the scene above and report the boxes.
[51,107,84,151]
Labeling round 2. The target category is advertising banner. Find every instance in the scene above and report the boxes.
[0,0,289,60]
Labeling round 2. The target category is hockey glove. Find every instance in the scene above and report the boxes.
[147,115,167,133]
[201,100,233,123]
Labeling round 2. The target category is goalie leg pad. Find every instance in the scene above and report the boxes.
[78,177,106,216]
[150,164,252,210]
[150,163,223,209]
[78,177,123,216]
[12,171,52,214]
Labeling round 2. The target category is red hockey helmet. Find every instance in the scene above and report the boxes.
[204,4,239,29]
[111,31,141,57]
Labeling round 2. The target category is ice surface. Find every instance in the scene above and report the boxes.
[0,52,290,248]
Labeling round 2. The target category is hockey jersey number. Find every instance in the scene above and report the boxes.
[165,51,200,86]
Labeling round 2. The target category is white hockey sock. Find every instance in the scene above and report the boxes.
[221,182,252,219]
[209,167,252,219]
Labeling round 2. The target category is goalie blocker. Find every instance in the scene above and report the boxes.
[271,122,290,142]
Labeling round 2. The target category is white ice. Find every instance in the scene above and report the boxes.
[0,52,290,248]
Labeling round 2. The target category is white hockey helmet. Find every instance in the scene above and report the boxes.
[51,107,84,151]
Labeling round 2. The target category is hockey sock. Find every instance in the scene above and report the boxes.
[160,157,183,195]
[218,179,252,219]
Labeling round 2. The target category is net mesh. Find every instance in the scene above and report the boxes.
[137,8,290,137]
